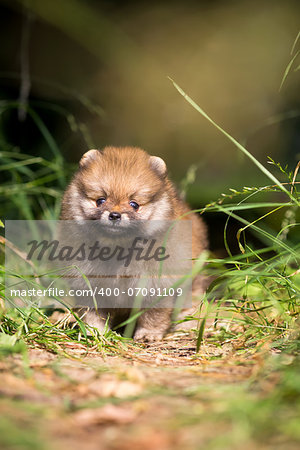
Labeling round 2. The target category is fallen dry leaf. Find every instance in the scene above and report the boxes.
[88,377,143,398]
[72,404,137,426]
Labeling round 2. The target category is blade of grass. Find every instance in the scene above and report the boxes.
[196,316,206,352]
[279,50,300,91]
[168,77,299,205]
[290,30,300,56]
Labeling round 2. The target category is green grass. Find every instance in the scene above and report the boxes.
[0,406,47,450]
[166,78,299,353]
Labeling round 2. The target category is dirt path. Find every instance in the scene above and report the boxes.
[0,332,270,450]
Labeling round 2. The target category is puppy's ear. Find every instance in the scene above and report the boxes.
[149,156,167,177]
[79,149,101,168]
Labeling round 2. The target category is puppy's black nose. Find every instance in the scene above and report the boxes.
[109,211,121,221]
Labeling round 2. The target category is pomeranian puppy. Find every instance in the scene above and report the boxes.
[60,146,208,341]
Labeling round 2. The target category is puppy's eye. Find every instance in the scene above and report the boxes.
[96,197,106,207]
[129,201,139,211]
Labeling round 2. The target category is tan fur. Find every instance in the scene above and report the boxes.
[61,146,208,341]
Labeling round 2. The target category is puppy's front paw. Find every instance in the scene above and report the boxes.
[133,328,164,342]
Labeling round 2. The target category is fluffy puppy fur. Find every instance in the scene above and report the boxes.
[60,146,208,341]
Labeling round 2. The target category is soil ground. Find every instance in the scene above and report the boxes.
[0,329,280,450]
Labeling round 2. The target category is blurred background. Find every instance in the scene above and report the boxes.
[0,0,299,252]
